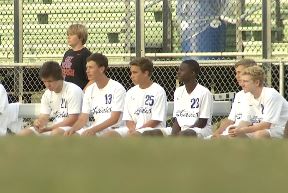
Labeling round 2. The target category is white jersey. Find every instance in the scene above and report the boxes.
[242,87,288,135]
[41,81,83,123]
[82,79,126,128]
[123,83,167,129]
[173,83,213,129]
[0,84,8,114]
[228,90,249,125]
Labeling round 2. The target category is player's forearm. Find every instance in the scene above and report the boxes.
[242,122,271,133]
[126,121,136,130]
[171,118,181,135]
[91,115,120,133]
[190,118,208,129]
[50,115,79,130]
[69,114,89,132]
[139,120,161,129]
[215,119,234,134]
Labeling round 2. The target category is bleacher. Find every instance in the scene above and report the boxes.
[0,0,165,59]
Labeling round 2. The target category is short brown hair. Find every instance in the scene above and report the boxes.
[39,61,63,81]
[235,59,257,68]
[242,66,265,86]
[86,53,109,72]
[67,24,88,45]
[130,57,153,76]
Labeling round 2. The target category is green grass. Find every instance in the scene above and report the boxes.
[1,137,288,193]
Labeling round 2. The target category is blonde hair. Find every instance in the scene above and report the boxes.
[242,66,265,86]
[235,59,257,68]
[67,24,88,45]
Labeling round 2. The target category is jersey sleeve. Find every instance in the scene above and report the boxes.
[111,84,126,112]
[151,88,167,122]
[122,90,133,121]
[67,86,83,115]
[228,93,239,121]
[0,84,8,114]
[40,91,51,115]
[172,88,179,118]
[262,92,283,124]
[199,90,213,119]
[81,87,91,114]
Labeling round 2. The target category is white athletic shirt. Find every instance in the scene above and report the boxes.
[41,81,83,123]
[228,90,249,125]
[173,83,213,129]
[242,87,288,131]
[0,84,8,114]
[82,79,126,128]
[123,83,167,129]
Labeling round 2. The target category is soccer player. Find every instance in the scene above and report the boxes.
[62,53,126,136]
[228,66,288,138]
[148,59,213,138]
[18,61,83,136]
[0,83,9,135]
[104,57,167,137]
[61,24,92,90]
[211,59,257,138]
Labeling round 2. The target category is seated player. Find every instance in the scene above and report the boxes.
[62,53,126,136]
[18,61,83,136]
[228,66,288,138]
[103,57,167,137]
[144,60,213,138]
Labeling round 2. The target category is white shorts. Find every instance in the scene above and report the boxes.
[161,126,212,138]
[76,126,113,136]
[113,127,155,137]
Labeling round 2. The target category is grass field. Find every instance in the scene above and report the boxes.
[1,137,288,193]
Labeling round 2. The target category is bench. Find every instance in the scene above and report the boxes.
[18,101,232,119]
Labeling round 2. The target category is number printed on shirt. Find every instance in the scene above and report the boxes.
[60,98,67,108]
[105,94,112,104]
[145,95,155,106]
[191,98,199,108]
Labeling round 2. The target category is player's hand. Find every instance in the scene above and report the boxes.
[33,119,43,129]
[81,129,96,136]
[64,129,76,136]
[128,128,137,134]
[228,126,242,137]
[211,133,221,139]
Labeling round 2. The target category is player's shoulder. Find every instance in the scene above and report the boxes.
[109,79,125,90]
[262,87,281,100]
[195,83,212,95]
[64,81,83,93]
[151,82,165,93]
[126,85,139,95]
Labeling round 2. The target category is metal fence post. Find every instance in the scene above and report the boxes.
[163,0,172,53]
[136,0,145,57]
[14,0,23,102]
[262,0,272,86]
[279,61,284,96]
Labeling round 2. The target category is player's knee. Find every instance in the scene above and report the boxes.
[142,129,163,137]
[17,128,34,136]
[50,128,64,136]
[179,129,197,137]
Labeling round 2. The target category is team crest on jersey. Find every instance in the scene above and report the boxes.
[91,106,112,115]
[250,116,262,124]
[134,107,152,115]
[54,111,68,119]
[175,110,199,118]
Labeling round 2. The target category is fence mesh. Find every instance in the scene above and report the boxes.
[0,61,287,124]
[1,0,288,63]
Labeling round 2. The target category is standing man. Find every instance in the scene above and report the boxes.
[62,53,126,136]
[18,61,83,136]
[104,57,167,137]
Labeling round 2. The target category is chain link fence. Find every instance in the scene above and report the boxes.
[1,0,288,63]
